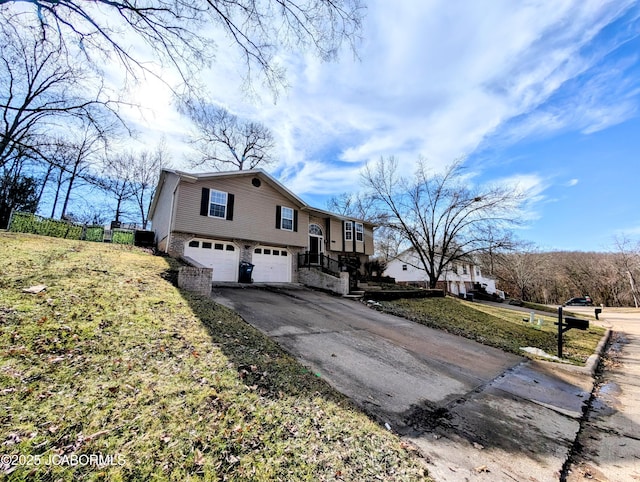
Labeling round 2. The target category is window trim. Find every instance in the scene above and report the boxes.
[208,189,228,219]
[344,222,353,241]
[280,206,294,231]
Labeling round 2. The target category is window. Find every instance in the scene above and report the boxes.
[476,267,480,276]
[202,242,212,249]
[273,250,280,256]
[463,265,468,275]
[255,248,262,254]
[345,222,353,241]
[264,249,271,255]
[188,240,199,248]
[225,245,235,251]
[276,205,297,232]
[281,207,294,231]
[214,243,224,250]
[200,188,234,220]
[355,222,364,242]
[309,224,323,236]
[402,264,408,271]
[281,251,288,256]
[209,190,227,218]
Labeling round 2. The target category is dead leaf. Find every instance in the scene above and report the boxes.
[194,449,205,466]
[86,430,110,441]
[22,284,47,294]
[400,441,420,453]
[472,441,484,450]
[475,465,490,473]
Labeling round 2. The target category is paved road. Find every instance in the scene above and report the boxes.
[212,285,599,481]
[566,308,640,482]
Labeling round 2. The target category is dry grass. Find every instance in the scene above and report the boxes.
[0,233,429,481]
[378,297,605,364]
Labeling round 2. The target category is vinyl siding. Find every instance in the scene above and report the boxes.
[364,225,374,255]
[173,176,308,247]
[327,218,345,254]
[323,218,374,256]
[149,173,180,251]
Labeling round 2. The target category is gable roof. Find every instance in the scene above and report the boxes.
[149,168,376,226]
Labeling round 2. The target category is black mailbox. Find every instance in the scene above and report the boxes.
[564,317,589,330]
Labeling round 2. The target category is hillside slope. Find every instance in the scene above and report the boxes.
[0,233,428,481]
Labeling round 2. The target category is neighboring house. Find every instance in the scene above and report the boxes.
[148,169,374,284]
[384,249,501,297]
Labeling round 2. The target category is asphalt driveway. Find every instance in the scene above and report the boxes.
[212,285,600,481]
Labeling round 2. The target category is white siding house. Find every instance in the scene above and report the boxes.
[384,249,502,298]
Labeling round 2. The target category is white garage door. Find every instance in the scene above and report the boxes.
[184,239,239,281]
[252,246,292,282]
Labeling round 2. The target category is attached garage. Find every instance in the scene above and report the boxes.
[184,239,239,281]
[252,246,292,282]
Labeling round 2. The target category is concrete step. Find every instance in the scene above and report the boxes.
[344,290,365,299]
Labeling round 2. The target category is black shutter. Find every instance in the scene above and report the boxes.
[352,221,356,253]
[293,210,298,232]
[325,218,331,250]
[341,220,346,252]
[200,188,209,216]
[275,205,281,229]
[226,193,234,220]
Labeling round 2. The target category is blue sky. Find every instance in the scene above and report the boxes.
[123,0,640,252]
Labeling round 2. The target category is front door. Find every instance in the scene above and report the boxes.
[309,236,321,264]
[308,224,324,265]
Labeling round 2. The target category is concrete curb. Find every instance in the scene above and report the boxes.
[584,328,612,376]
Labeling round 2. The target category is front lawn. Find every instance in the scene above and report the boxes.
[377,297,604,364]
[0,233,428,481]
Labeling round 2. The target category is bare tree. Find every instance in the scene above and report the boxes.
[1,0,363,92]
[492,245,548,301]
[58,125,108,219]
[180,99,274,171]
[130,140,170,229]
[613,236,640,308]
[0,18,122,171]
[99,153,137,224]
[363,157,524,288]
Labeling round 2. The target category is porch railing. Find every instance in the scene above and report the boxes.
[297,252,361,291]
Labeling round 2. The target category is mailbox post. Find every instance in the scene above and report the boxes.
[556,307,589,358]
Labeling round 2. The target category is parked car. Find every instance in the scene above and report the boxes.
[563,296,593,306]
[508,298,524,306]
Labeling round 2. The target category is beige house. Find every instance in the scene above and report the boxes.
[149,169,374,285]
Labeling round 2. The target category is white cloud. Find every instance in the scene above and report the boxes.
[115,0,640,202]
[566,179,580,187]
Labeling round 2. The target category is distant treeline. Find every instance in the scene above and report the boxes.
[486,250,639,307]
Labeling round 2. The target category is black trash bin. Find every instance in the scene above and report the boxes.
[238,262,254,283]
[466,293,474,302]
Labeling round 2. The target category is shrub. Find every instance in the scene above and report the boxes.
[9,212,82,239]
[112,229,134,245]
[85,226,105,242]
